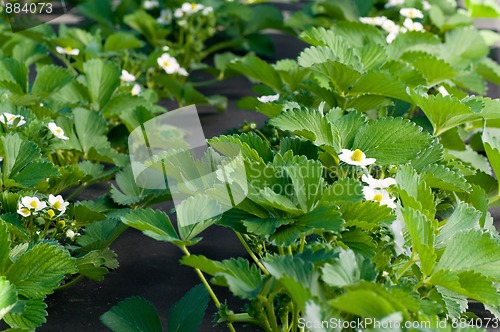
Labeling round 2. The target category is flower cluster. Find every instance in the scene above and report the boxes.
[360,3,430,43]
[338,148,397,209]
[157,53,188,76]
[0,112,26,127]
[17,194,69,218]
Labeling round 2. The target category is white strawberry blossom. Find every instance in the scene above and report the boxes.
[48,194,70,213]
[120,70,136,82]
[438,86,450,96]
[48,122,69,140]
[385,0,405,8]
[0,112,26,127]
[20,196,47,213]
[157,53,181,74]
[66,229,76,240]
[157,9,173,25]
[361,175,397,189]
[338,149,376,167]
[181,2,204,15]
[403,18,424,32]
[131,84,142,96]
[56,46,80,56]
[359,16,387,26]
[400,8,424,19]
[257,94,280,103]
[422,1,432,10]
[143,0,159,9]
[363,186,397,209]
[202,6,213,15]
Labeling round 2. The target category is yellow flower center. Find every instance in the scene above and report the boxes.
[56,129,62,134]
[8,115,15,121]
[47,209,55,218]
[163,61,169,67]
[373,193,384,202]
[191,3,196,10]
[351,149,363,162]
[53,201,61,209]
[30,201,38,208]
[21,207,30,215]
[65,46,73,52]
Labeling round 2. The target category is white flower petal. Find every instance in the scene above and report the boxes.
[257,94,279,103]
[120,70,136,82]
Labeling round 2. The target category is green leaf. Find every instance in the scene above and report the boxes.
[321,249,376,287]
[104,33,145,51]
[269,107,337,148]
[401,207,437,276]
[101,297,162,332]
[110,165,163,206]
[410,91,482,136]
[83,59,120,110]
[436,230,500,280]
[436,202,481,246]
[177,195,222,241]
[3,298,47,330]
[0,220,11,271]
[329,289,397,318]
[285,159,324,212]
[208,133,273,163]
[121,208,178,243]
[430,269,500,306]
[442,27,489,66]
[0,277,17,320]
[448,147,492,175]
[348,70,412,103]
[396,165,436,218]
[0,58,27,93]
[401,52,456,86]
[263,255,320,307]
[353,118,433,166]
[310,60,362,95]
[180,255,225,276]
[333,21,386,49]
[123,10,160,45]
[411,139,444,171]
[168,284,209,332]
[1,134,40,180]
[482,129,500,193]
[5,243,77,298]
[339,201,395,227]
[421,164,471,192]
[31,65,73,97]
[229,55,283,91]
[321,178,364,203]
[465,0,500,18]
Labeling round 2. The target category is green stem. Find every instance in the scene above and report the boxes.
[254,129,271,145]
[235,232,269,275]
[180,246,236,332]
[291,302,300,332]
[55,274,84,291]
[278,246,285,255]
[397,256,415,280]
[66,183,88,201]
[258,295,279,332]
[201,40,241,59]
[298,235,306,253]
